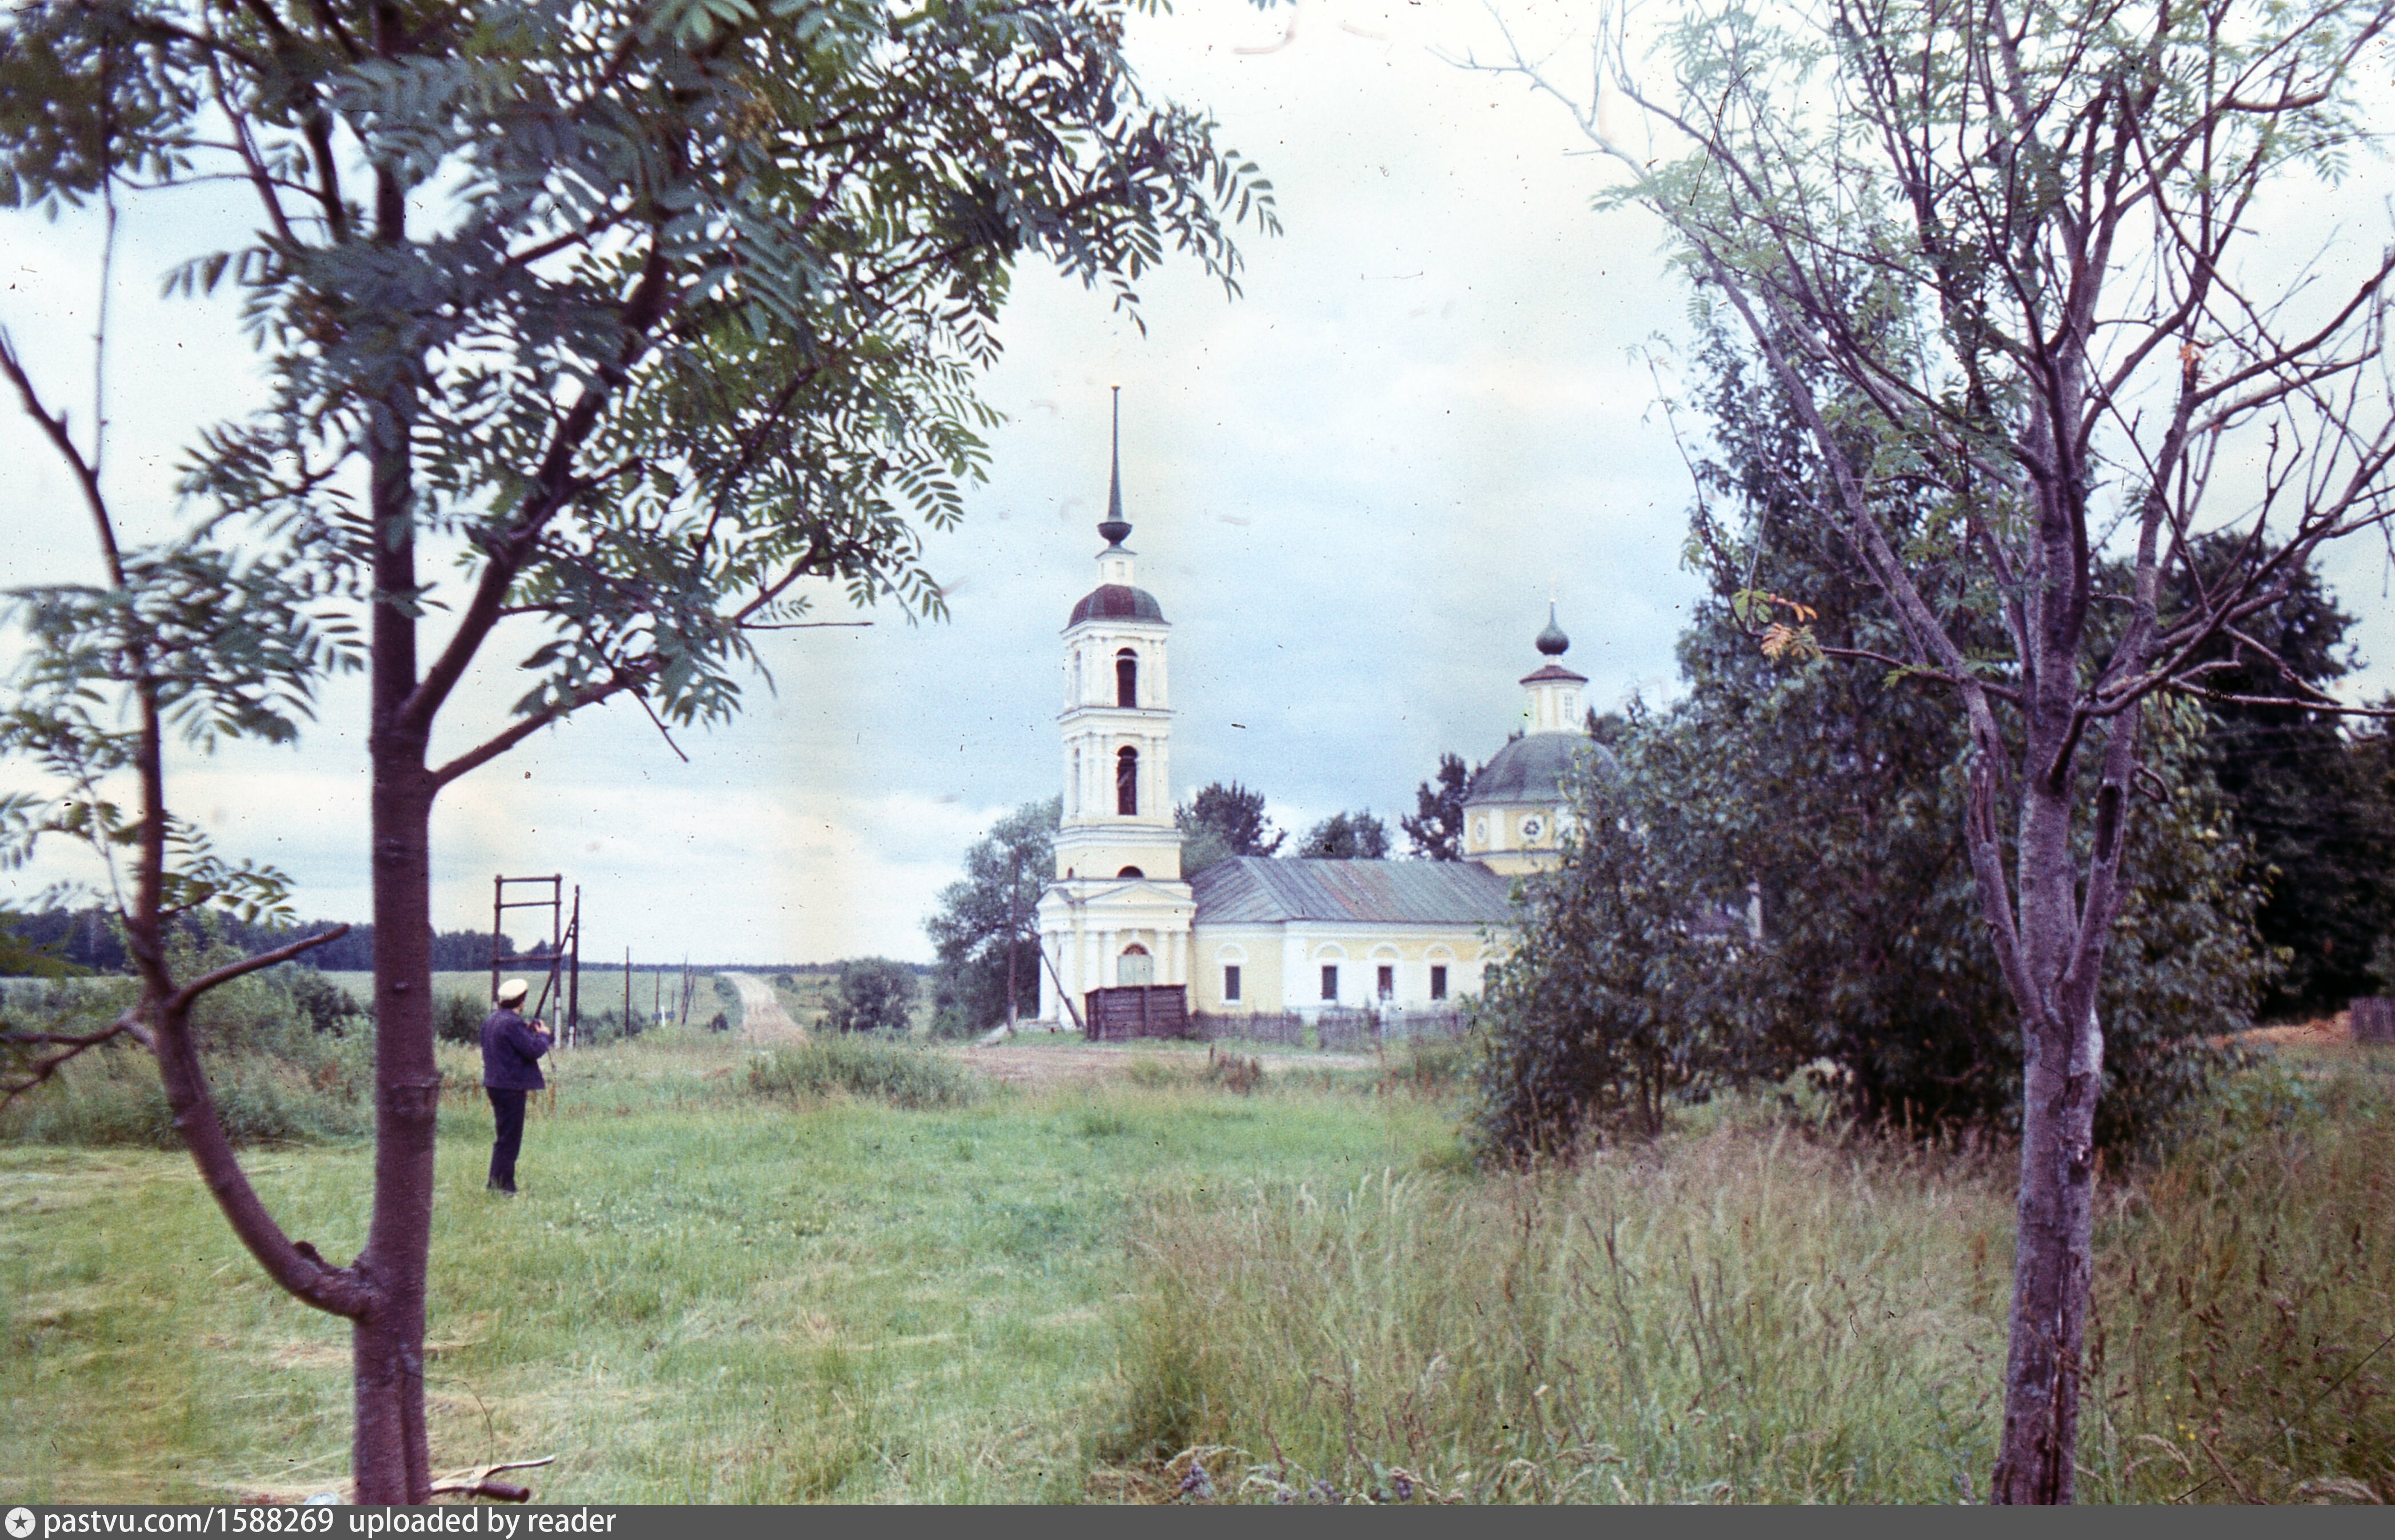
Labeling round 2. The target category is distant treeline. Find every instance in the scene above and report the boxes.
[0,908,927,977]
[1,907,515,975]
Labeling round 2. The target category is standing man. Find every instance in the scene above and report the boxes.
[480,978,551,1194]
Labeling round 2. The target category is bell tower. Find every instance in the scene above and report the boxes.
[1034,390,1196,1022]
[1052,389,1182,883]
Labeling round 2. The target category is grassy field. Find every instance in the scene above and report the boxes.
[1,1028,1449,1503]
[2,1027,2388,1503]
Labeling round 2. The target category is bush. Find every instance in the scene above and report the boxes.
[435,991,485,1046]
[820,958,915,1035]
[1,1023,373,1148]
[2,946,378,1148]
[745,1038,977,1109]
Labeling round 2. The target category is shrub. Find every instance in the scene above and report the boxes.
[2,950,377,1148]
[1204,1049,1262,1094]
[820,958,915,1035]
[435,991,485,1046]
[745,1038,977,1109]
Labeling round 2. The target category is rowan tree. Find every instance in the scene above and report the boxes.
[0,0,1276,1499]
[1477,0,2395,1501]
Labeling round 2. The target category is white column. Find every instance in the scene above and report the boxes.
[1099,930,1115,987]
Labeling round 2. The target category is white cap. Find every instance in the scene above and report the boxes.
[497,978,530,1005]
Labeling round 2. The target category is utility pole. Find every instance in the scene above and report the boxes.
[623,947,631,1033]
[1004,849,1024,1031]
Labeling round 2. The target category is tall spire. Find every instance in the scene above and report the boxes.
[1098,385,1132,548]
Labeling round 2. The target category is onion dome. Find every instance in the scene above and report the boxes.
[1535,601,1570,656]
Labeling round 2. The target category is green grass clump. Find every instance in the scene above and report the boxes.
[746,1037,979,1109]
[0,1041,374,1149]
[1095,1055,2395,1504]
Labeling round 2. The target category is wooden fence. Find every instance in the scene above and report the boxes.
[2356,997,2395,1044]
[1189,1006,1472,1049]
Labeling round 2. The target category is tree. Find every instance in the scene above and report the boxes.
[1,0,1274,1499]
[1474,740,1721,1153]
[1296,810,1389,859]
[1485,0,2395,1499]
[925,797,1058,1035]
[0,910,83,979]
[2172,539,2395,1016]
[821,958,915,1035]
[1645,311,2269,1152]
[1175,781,1284,875]
[1401,753,1477,861]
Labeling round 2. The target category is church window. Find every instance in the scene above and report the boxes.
[1430,965,1448,1001]
[1116,746,1138,815]
[1320,965,1338,1002]
[1223,965,1242,1002]
[1377,966,1394,1000]
[1116,648,1138,707]
[1117,866,1143,878]
[1069,748,1081,815]
[1118,945,1154,986]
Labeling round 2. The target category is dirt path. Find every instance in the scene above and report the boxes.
[725,973,805,1044]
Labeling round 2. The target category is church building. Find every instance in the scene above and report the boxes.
[1033,398,1598,1027]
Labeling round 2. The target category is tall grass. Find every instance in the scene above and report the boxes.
[745,1037,978,1109]
[2,971,374,1149]
[1097,1059,2395,1503]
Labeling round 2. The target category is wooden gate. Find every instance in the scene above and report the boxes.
[1083,985,1190,1042]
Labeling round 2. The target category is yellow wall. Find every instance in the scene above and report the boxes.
[1188,926,1282,1013]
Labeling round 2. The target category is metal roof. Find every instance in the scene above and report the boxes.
[1465,733,1614,806]
[1067,583,1166,627]
[1190,857,1517,926]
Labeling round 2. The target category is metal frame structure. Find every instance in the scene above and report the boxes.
[489,874,581,1047]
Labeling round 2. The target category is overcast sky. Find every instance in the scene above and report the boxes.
[4,0,2392,964]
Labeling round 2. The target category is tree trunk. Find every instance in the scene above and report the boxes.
[1989,718,2108,1503]
[357,396,438,1503]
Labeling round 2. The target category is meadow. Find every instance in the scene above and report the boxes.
[1,1018,2389,1504]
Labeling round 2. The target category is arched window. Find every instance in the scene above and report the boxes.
[1117,866,1143,878]
[1115,647,1138,708]
[1069,747,1081,815]
[1116,746,1138,815]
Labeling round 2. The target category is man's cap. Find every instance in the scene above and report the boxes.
[497,978,530,1005]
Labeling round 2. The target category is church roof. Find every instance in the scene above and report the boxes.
[1465,733,1613,807]
[1068,583,1166,627]
[1518,662,1588,685]
[1191,857,1517,926]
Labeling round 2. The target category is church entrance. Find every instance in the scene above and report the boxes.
[1118,944,1154,986]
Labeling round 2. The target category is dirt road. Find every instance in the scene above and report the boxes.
[724,973,805,1043]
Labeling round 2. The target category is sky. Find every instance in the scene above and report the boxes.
[3,0,2392,965]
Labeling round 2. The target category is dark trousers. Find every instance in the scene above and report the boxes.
[486,1087,527,1192]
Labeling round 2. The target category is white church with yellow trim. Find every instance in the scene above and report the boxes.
[1033,398,1599,1027]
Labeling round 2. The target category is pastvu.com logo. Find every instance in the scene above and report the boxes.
[6,1505,35,1539]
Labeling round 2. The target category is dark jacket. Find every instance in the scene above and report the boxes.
[479,1006,549,1090]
